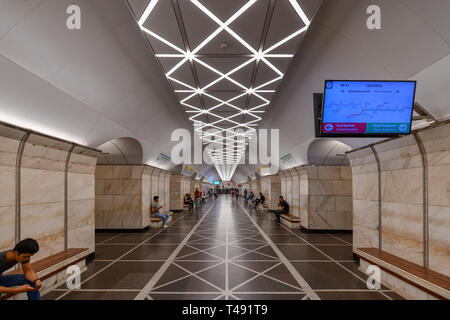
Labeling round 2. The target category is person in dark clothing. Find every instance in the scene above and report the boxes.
[248,191,255,204]
[254,193,265,209]
[184,193,194,211]
[0,238,41,300]
[273,196,290,223]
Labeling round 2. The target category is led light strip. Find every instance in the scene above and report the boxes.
[138,0,310,172]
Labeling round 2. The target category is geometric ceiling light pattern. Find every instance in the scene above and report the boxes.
[129,0,313,180]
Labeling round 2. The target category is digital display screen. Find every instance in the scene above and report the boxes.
[321,80,416,137]
[214,181,221,185]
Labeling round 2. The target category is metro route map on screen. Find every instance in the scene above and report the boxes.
[321,80,416,136]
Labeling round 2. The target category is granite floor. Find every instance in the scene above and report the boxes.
[43,195,403,300]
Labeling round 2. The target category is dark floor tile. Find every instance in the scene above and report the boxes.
[268,235,307,244]
[331,234,353,244]
[149,293,221,300]
[277,245,329,260]
[317,291,389,300]
[121,245,178,260]
[196,263,226,290]
[314,245,354,260]
[254,245,278,259]
[104,234,153,244]
[383,291,406,300]
[174,261,222,274]
[233,293,306,300]
[146,233,188,244]
[291,262,368,290]
[81,261,163,289]
[54,260,113,290]
[204,245,226,259]
[231,261,279,274]
[228,263,259,289]
[58,290,139,300]
[95,245,136,260]
[338,262,390,290]
[234,275,302,293]
[228,245,252,259]
[263,264,301,288]
[232,251,278,261]
[152,275,220,292]
[177,251,222,261]
[297,234,350,245]
[41,290,66,300]
[95,234,119,244]
[153,264,190,289]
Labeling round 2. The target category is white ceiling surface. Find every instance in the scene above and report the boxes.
[260,0,450,167]
[126,0,322,180]
[1,0,449,180]
[0,0,197,170]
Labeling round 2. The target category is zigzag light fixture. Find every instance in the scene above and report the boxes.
[137,0,311,181]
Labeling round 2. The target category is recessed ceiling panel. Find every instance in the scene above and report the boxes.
[131,0,317,178]
[229,0,270,51]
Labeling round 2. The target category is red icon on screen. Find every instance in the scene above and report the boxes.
[323,123,366,133]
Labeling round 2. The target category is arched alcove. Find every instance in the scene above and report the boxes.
[307,139,351,166]
[97,137,144,165]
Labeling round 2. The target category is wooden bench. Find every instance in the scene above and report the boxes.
[280,214,301,229]
[150,212,173,228]
[354,248,450,300]
[1,248,89,300]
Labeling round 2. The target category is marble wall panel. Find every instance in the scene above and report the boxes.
[68,224,95,253]
[289,169,300,217]
[170,174,183,210]
[20,142,67,259]
[142,173,151,228]
[21,202,64,261]
[95,165,145,230]
[0,137,17,251]
[349,122,450,278]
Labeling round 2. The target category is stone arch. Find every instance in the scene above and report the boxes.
[97,137,143,164]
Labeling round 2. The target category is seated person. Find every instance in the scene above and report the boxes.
[273,196,290,224]
[254,193,265,209]
[152,196,170,228]
[248,191,255,201]
[184,193,194,210]
[0,238,42,300]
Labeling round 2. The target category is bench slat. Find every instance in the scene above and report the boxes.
[355,248,450,299]
[5,248,87,275]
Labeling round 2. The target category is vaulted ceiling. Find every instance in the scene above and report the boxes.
[126,0,322,179]
[0,0,449,183]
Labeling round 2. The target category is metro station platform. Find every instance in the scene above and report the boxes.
[42,196,402,300]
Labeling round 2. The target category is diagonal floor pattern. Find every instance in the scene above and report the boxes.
[137,196,312,300]
[43,195,404,300]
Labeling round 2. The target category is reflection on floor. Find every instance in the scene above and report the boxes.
[43,195,404,300]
